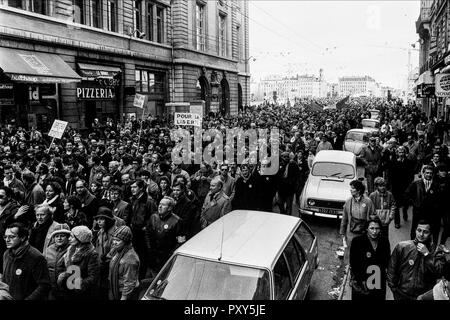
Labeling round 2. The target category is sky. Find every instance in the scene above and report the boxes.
[248,0,421,89]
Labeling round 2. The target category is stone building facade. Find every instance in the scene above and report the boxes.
[0,0,249,131]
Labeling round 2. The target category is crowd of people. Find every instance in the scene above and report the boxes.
[0,95,449,300]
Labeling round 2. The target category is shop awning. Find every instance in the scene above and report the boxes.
[0,47,81,83]
[77,63,121,80]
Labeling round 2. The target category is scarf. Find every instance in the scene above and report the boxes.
[109,244,133,300]
[65,243,95,266]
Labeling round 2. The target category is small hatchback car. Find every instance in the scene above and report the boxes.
[299,150,356,219]
[142,210,318,300]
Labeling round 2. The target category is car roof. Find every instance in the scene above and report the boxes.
[313,150,355,163]
[175,210,301,269]
[346,128,377,134]
[362,118,379,122]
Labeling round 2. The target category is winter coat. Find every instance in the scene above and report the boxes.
[43,196,66,223]
[340,196,375,236]
[0,201,21,270]
[29,219,59,255]
[108,245,140,300]
[2,243,51,300]
[172,194,198,239]
[44,242,69,299]
[350,234,391,300]
[200,191,232,229]
[23,183,45,206]
[387,240,446,300]
[112,200,132,225]
[57,243,100,300]
[145,212,182,269]
[417,279,449,300]
[231,171,261,211]
[369,191,396,226]
[404,179,441,222]
[129,192,157,231]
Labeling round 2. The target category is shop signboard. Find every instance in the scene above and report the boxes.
[435,74,450,97]
[416,84,435,98]
[0,84,14,105]
[76,85,115,100]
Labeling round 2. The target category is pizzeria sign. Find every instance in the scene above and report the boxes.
[76,86,116,100]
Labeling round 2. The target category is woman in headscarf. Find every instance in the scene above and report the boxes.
[57,226,100,300]
[108,226,140,300]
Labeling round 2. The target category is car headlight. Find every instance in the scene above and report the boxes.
[307,199,315,206]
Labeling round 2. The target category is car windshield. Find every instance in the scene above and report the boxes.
[143,255,271,300]
[345,132,365,142]
[312,162,355,179]
[361,119,379,128]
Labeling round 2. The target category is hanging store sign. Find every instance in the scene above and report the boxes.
[76,86,116,100]
[416,83,435,98]
[435,74,450,97]
[0,83,14,105]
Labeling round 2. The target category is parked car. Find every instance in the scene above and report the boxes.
[361,118,380,130]
[368,109,380,120]
[299,150,357,219]
[343,128,376,156]
[142,210,319,300]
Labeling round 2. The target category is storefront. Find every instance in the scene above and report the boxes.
[76,62,122,129]
[0,47,81,131]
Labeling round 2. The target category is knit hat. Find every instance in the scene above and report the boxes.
[50,223,71,239]
[112,226,133,243]
[71,225,93,244]
[94,207,115,221]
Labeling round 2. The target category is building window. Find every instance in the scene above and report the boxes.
[156,7,164,43]
[146,3,165,44]
[106,0,117,32]
[195,2,206,51]
[91,0,102,28]
[8,0,52,15]
[72,0,85,24]
[133,0,143,32]
[147,3,154,41]
[236,25,241,60]
[135,69,165,93]
[218,14,226,56]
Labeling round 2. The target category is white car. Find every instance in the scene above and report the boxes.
[299,150,357,219]
[361,118,380,130]
[343,128,376,156]
[141,210,319,300]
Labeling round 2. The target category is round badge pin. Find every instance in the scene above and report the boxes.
[366,252,372,258]
[362,203,366,208]
[163,224,168,230]
[408,259,414,266]
[16,269,22,276]
[249,184,252,188]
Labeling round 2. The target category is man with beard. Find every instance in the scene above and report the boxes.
[75,180,99,227]
[387,221,447,300]
[231,162,259,210]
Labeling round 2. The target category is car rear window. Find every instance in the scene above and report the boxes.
[311,162,355,179]
[361,119,379,128]
[345,132,365,141]
[144,255,271,300]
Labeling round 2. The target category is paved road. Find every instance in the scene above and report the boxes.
[287,201,345,300]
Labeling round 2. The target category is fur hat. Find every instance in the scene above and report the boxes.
[71,225,92,244]
[113,226,133,243]
[50,223,71,239]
